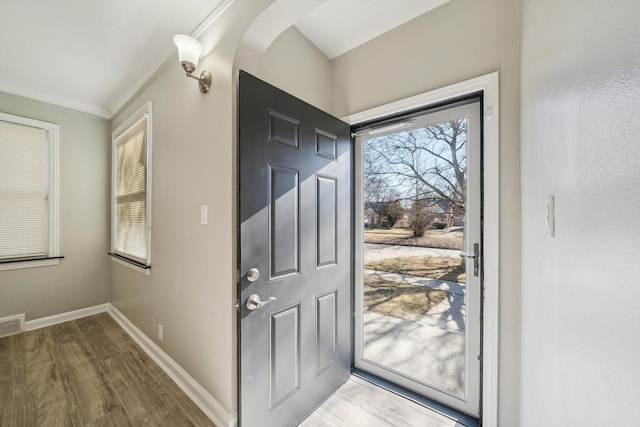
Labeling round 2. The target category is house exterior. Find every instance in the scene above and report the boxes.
[363,207,382,227]
[363,202,385,226]
[423,199,456,228]
[394,215,410,228]
[1,1,639,426]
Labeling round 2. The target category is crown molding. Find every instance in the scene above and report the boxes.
[0,82,111,119]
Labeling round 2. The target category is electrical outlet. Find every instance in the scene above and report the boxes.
[157,323,164,341]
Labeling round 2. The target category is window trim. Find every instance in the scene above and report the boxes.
[0,112,60,272]
[110,101,152,275]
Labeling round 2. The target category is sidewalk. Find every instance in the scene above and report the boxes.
[361,267,467,397]
[363,311,465,397]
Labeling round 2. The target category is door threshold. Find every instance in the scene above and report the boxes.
[351,369,479,427]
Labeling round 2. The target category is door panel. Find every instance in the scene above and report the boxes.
[316,175,338,267]
[239,71,352,427]
[270,304,300,408]
[315,290,338,374]
[268,165,300,279]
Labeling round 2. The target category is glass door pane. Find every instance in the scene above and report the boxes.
[354,101,481,416]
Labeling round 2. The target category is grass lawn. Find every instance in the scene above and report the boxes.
[365,255,466,284]
[364,227,463,250]
[364,277,449,322]
[365,228,416,237]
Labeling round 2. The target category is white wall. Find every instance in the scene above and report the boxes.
[520,1,640,425]
[256,26,332,112]
[0,92,111,320]
[331,0,520,424]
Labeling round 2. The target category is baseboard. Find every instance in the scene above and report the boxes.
[107,304,237,427]
[25,303,110,331]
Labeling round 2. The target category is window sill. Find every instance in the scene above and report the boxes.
[109,253,151,276]
[0,256,63,272]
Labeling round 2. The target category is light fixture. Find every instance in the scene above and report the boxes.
[173,34,211,93]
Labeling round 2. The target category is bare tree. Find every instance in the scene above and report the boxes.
[363,149,401,204]
[408,199,434,237]
[364,175,394,205]
[364,119,467,213]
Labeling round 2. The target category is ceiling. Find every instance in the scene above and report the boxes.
[0,0,447,119]
[295,0,448,60]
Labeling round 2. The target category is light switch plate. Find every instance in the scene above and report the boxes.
[200,204,208,225]
[545,195,555,237]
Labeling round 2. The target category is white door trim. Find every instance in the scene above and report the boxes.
[342,71,499,427]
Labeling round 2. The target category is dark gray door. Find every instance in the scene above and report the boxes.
[238,71,352,427]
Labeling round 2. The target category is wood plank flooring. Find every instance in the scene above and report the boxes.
[0,313,215,427]
[2,312,470,427]
[299,376,466,427]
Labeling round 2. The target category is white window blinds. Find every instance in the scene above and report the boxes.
[0,120,48,260]
[114,115,150,264]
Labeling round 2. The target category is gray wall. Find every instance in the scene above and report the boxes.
[108,0,299,416]
[256,26,332,112]
[520,0,640,425]
[331,0,521,424]
[110,64,238,413]
[0,92,111,320]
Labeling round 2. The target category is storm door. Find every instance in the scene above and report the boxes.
[354,100,482,417]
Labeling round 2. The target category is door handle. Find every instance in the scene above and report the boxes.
[246,294,277,310]
[459,243,480,277]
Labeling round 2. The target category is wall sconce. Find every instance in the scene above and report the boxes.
[173,34,211,93]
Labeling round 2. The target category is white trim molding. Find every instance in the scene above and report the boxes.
[343,71,500,427]
[0,112,60,272]
[0,258,60,272]
[109,255,151,276]
[25,303,110,331]
[107,304,236,427]
[110,101,153,273]
[0,82,111,118]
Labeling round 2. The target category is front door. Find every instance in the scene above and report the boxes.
[238,71,352,426]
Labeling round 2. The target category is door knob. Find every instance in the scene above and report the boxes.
[246,294,277,310]
[247,268,260,282]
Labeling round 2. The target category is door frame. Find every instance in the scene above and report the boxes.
[342,72,500,426]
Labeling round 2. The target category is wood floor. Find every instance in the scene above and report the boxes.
[0,313,215,427]
[299,376,466,427]
[1,312,469,427]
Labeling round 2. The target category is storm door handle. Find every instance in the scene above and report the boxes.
[459,243,480,277]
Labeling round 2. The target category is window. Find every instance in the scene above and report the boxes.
[0,112,60,271]
[111,102,152,273]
